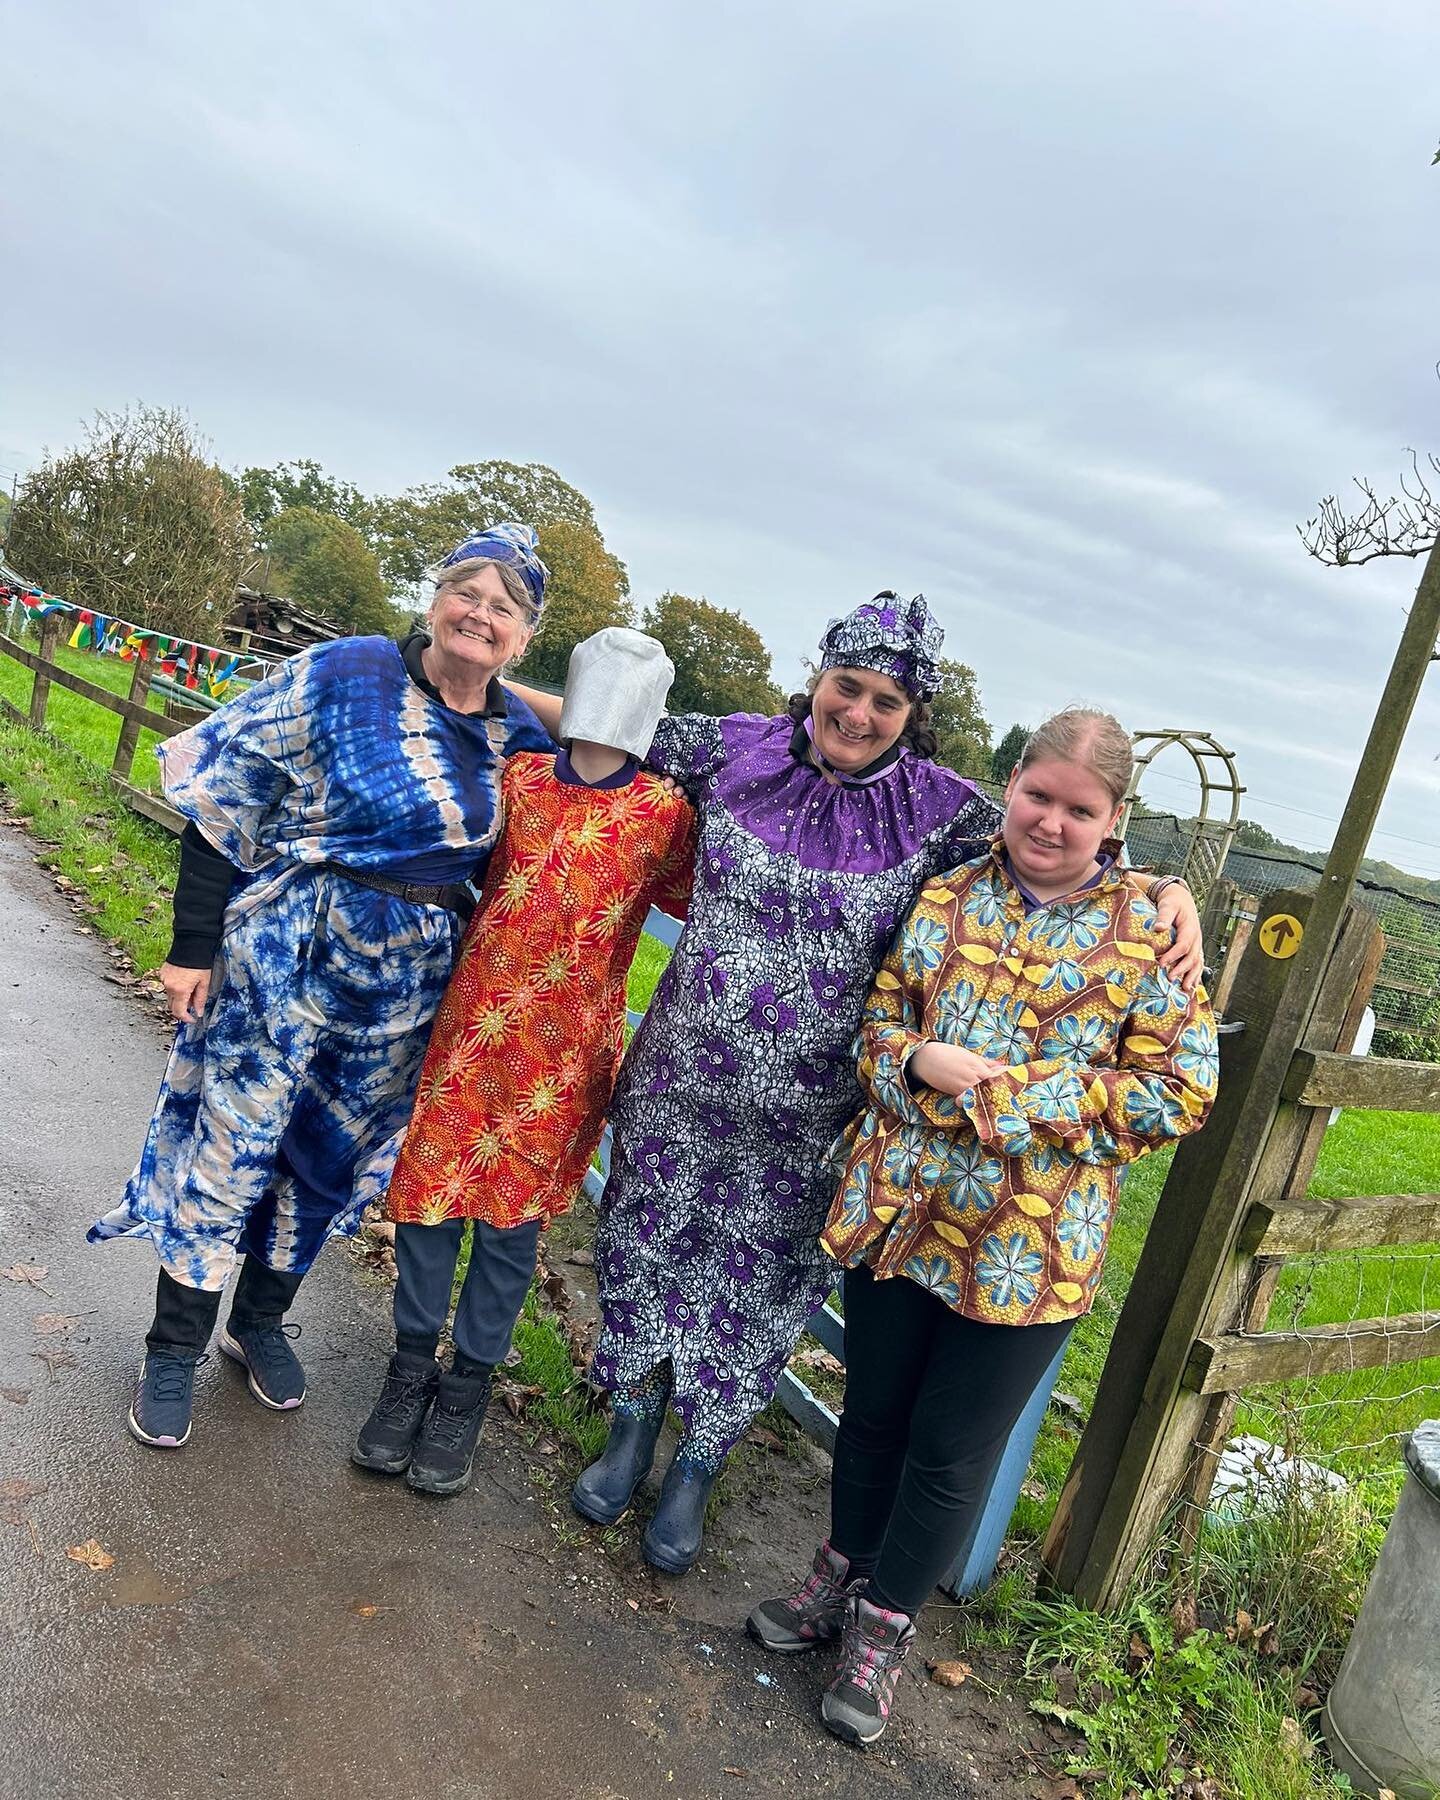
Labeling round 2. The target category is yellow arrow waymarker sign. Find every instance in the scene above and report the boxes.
[1258,912,1303,959]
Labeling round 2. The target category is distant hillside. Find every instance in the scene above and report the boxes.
[1128,808,1440,904]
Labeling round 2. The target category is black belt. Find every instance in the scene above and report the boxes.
[323,863,475,919]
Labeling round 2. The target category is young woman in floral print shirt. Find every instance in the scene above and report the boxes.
[748,708,1219,1748]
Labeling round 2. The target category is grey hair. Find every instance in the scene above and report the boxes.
[1017,707,1133,807]
[429,556,539,626]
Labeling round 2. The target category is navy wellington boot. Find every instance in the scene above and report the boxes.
[641,1452,720,1575]
[571,1406,666,1526]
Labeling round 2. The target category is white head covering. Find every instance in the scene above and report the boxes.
[558,627,676,759]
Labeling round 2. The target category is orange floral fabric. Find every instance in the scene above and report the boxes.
[386,754,694,1228]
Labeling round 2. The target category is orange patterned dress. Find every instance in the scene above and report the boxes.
[386,753,694,1228]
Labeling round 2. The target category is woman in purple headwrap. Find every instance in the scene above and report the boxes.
[514,592,1202,1573]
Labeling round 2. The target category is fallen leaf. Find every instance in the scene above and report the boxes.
[32,1345,78,1379]
[1126,1630,1153,1673]
[1277,1717,1312,1759]
[627,1598,641,1611]
[1,1264,51,1290]
[353,1603,380,1619]
[0,1387,31,1404]
[1226,1607,1255,1647]
[66,1539,115,1571]
[926,1658,972,1688]
[1256,1621,1281,1657]
[32,1312,81,1335]
[1295,1683,1321,1711]
[0,1478,46,1502]
[1170,1590,1199,1643]
[721,1770,748,1780]
[565,1248,595,1267]
[745,1424,784,1454]
[1036,1778,1081,1800]
[1377,1788,1399,1800]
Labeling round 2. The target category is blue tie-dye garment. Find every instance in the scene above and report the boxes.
[89,636,551,1289]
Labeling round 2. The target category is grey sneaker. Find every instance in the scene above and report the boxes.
[746,1541,867,1654]
[820,1594,916,1745]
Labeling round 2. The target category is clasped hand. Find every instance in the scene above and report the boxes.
[907,1040,1008,1097]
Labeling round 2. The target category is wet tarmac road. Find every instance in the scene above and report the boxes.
[0,826,1008,1800]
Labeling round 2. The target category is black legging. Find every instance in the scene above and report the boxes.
[830,1263,1073,1617]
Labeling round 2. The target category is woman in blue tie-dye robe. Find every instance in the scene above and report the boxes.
[91,524,553,1448]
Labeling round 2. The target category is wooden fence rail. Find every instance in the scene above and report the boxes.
[1,618,190,831]
[1043,530,1440,1607]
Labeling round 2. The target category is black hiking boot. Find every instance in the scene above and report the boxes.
[747,1541,868,1653]
[406,1363,492,1496]
[352,1352,440,1475]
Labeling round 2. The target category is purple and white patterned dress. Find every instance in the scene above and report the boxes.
[591,711,1001,1462]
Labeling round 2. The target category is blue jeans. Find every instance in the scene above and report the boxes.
[393,1218,541,1369]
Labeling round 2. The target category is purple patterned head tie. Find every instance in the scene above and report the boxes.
[818,590,943,699]
[439,521,549,611]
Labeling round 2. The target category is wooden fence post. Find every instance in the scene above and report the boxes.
[1041,531,1440,1608]
[1167,905,1384,1561]
[28,615,61,730]
[1211,892,1257,1016]
[1040,893,1380,1606]
[110,647,156,781]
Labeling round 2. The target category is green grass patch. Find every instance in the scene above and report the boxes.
[510,1286,610,1464]
[1012,1107,1440,1545]
[0,716,178,970]
[0,640,176,791]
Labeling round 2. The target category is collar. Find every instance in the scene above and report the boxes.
[401,630,508,718]
[993,835,1124,911]
[554,747,639,790]
[789,715,906,787]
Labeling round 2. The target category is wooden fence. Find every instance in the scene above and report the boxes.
[0,614,190,833]
[1042,531,1440,1608]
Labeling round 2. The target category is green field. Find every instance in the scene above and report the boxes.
[0,637,177,790]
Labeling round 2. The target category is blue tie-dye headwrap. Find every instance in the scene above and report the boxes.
[818,591,944,699]
[439,522,549,611]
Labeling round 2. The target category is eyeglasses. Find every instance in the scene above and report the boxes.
[443,590,529,626]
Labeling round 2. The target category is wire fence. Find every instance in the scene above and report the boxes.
[1127,811,1440,1062]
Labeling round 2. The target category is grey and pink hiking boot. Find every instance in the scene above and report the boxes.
[820,1594,917,1745]
[746,1541,868,1654]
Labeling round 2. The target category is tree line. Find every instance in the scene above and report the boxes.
[5,404,1025,780]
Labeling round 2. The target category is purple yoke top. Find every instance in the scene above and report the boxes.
[592,711,1004,1455]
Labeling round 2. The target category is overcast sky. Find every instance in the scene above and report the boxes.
[5,1,1438,870]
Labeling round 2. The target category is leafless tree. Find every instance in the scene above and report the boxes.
[1299,443,1440,568]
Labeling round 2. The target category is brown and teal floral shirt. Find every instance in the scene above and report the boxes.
[820,840,1219,1325]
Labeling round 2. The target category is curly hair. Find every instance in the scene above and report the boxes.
[786,673,938,761]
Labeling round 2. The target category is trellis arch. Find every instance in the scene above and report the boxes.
[1120,729,1245,905]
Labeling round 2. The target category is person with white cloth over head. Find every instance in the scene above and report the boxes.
[353,629,695,1498]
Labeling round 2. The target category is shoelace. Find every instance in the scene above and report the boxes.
[244,1322,302,1373]
[376,1370,435,1420]
[788,1565,843,1614]
[843,1616,910,1697]
[148,1351,207,1401]
[426,1403,476,1450]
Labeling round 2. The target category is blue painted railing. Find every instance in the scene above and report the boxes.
[582,908,1068,1595]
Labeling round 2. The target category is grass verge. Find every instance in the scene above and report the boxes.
[0,716,178,972]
